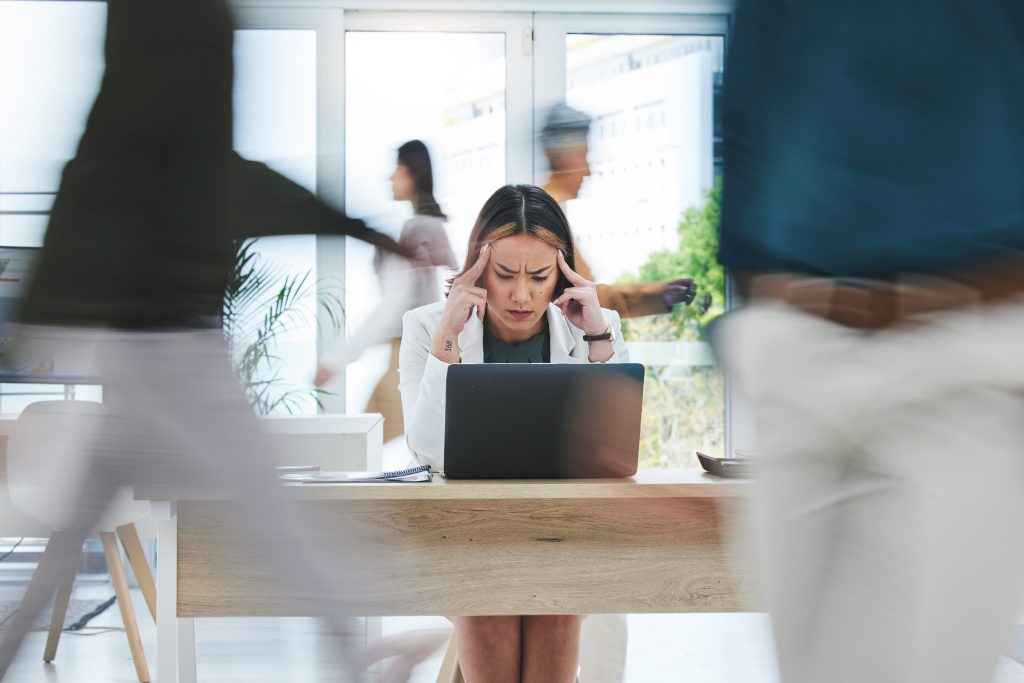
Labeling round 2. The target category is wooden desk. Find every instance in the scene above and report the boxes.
[138,469,753,683]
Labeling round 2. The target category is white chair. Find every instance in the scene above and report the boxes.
[0,415,49,539]
[5,400,155,683]
[579,614,628,683]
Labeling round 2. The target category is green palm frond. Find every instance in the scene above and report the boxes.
[223,239,345,415]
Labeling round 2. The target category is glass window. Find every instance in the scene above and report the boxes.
[232,29,319,415]
[0,2,106,197]
[0,2,106,413]
[0,11,320,415]
[344,31,506,418]
[564,34,726,467]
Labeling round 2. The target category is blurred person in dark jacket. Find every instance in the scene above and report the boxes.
[0,1,417,680]
[715,2,1024,682]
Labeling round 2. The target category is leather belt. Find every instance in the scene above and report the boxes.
[739,269,1024,330]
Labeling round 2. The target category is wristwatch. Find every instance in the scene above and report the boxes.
[582,324,615,343]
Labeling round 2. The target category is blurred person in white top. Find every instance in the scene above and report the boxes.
[317,140,456,445]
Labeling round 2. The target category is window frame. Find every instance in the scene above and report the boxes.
[533,12,739,458]
[532,12,728,181]
[342,10,535,185]
[232,7,349,412]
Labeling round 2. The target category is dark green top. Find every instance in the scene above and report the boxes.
[483,327,550,364]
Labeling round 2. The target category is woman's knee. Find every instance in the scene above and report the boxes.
[523,614,585,637]
[454,615,521,640]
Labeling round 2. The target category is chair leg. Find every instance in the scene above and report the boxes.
[43,540,81,663]
[100,532,150,683]
[116,523,156,622]
[1,531,80,677]
[436,632,462,683]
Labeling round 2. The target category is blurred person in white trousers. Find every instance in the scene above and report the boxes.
[716,1,1024,682]
[0,0,419,679]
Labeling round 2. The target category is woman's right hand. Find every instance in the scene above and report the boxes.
[431,243,490,363]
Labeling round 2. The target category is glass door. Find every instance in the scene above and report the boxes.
[340,12,533,424]
[0,1,106,412]
[231,8,345,415]
[536,14,728,467]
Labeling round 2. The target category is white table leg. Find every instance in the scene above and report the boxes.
[154,502,191,683]
[177,618,196,683]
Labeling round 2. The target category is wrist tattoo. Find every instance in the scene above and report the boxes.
[444,340,453,352]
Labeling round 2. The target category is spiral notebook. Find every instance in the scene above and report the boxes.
[279,464,432,484]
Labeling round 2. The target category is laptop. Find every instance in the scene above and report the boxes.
[443,363,645,479]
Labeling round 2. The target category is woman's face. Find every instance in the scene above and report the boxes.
[480,233,560,341]
[390,163,414,202]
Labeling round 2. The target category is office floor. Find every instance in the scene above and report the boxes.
[4,585,1024,682]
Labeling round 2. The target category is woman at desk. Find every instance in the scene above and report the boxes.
[398,184,628,683]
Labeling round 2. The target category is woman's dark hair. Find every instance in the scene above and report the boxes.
[448,184,577,298]
[397,140,446,219]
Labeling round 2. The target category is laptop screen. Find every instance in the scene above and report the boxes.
[443,362,644,479]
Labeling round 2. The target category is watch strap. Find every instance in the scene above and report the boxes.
[582,325,613,342]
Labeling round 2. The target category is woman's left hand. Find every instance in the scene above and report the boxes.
[553,250,607,336]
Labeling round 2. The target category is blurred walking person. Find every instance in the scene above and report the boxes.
[317,140,456,444]
[0,1,417,679]
[715,2,1024,682]
[540,103,704,319]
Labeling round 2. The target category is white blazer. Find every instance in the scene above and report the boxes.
[398,300,630,472]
